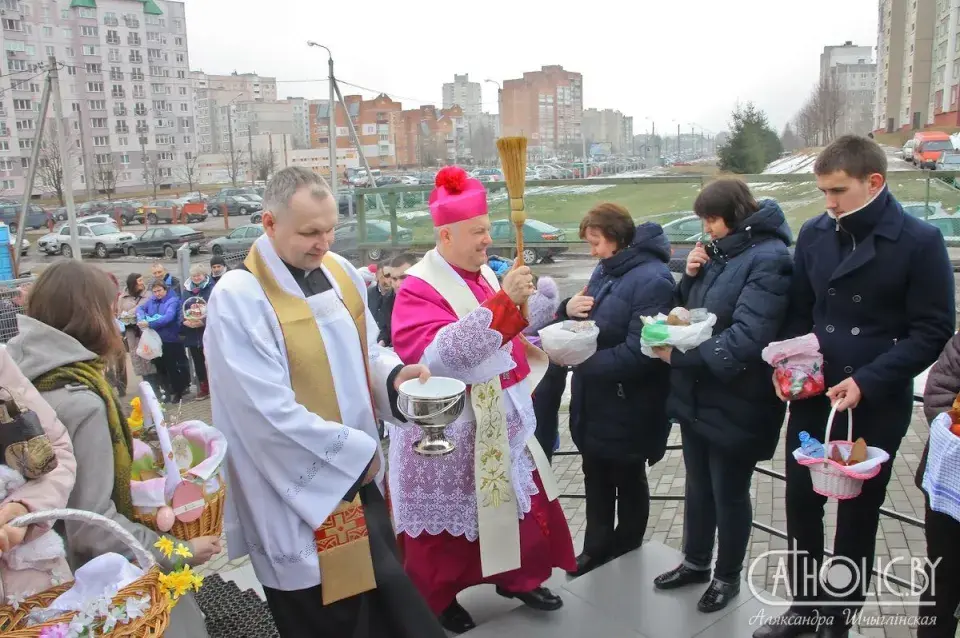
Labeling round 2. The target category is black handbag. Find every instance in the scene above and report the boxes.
[0,391,57,479]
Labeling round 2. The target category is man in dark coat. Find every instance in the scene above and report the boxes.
[754,136,956,638]
[376,254,415,347]
[562,211,675,577]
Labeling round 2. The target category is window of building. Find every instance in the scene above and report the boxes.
[117,136,128,146]
[45,45,54,57]
[85,62,101,74]
[88,99,106,110]
[15,119,33,130]
[120,153,130,164]
[174,37,183,46]
[18,139,32,150]
[77,7,95,18]
[93,136,109,146]
[12,99,30,111]
[82,45,97,56]
[91,117,107,128]
[62,27,71,38]
[0,141,9,151]
[87,81,103,93]
[80,25,97,37]
[7,59,24,72]
[20,157,28,169]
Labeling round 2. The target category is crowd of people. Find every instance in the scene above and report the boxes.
[0,134,956,638]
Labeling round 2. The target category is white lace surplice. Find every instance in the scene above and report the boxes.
[389,306,539,541]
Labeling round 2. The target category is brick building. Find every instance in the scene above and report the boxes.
[308,93,401,170]
[500,65,583,158]
[393,105,465,169]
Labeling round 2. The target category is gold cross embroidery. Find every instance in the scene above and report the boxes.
[321,513,358,545]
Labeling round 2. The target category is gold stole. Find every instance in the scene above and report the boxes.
[245,244,377,605]
[405,249,558,577]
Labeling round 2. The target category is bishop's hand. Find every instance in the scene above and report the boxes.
[393,364,431,391]
[502,260,534,306]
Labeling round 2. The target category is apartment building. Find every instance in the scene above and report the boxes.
[393,104,465,168]
[500,65,583,159]
[308,93,402,172]
[442,73,482,118]
[582,108,630,153]
[220,99,294,152]
[192,70,276,154]
[927,0,960,125]
[873,0,936,131]
[820,42,877,136]
[0,0,194,195]
[875,0,907,131]
[287,96,320,150]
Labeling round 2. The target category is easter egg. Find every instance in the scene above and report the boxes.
[156,506,175,532]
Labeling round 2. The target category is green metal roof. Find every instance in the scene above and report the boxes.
[69,0,97,7]
[141,0,163,15]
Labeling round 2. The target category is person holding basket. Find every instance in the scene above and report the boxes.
[753,136,956,638]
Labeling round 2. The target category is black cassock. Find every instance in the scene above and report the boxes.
[255,262,446,638]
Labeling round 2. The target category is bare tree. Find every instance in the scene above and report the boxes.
[794,101,818,148]
[468,121,496,165]
[251,150,276,182]
[93,156,119,199]
[222,147,244,186]
[34,125,78,206]
[176,151,201,196]
[144,153,163,199]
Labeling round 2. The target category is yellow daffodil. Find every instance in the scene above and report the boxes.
[190,572,204,592]
[154,537,174,559]
[174,543,193,560]
[170,569,194,598]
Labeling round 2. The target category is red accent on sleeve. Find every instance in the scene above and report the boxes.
[482,290,528,345]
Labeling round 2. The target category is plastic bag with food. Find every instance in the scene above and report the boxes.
[640,307,716,357]
[538,320,600,366]
[762,333,825,401]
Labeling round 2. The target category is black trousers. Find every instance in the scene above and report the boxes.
[155,341,191,396]
[681,428,755,583]
[784,415,898,619]
[917,502,960,638]
[262,486,445,638]
[189,345,207,384]
[533,363,568,463]
[581,453,650,560]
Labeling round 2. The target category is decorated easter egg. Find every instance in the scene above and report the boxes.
[156,506,175,532]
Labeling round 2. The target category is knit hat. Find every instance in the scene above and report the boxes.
[523,276,560,335]
[429,166,487,227]
[210,254,226,268]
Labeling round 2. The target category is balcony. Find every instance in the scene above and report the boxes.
[131,71,144,81]
[127,35,141,46]
[129,53,142,64]
[124,17,140,28]
[134,107,147,116]
[104,16,118,26]
[115,125,129,134]
[113,106,127,116]
[109,71,122,81]
[135,124,148,134]
[106,36,120,45]
[111,89,125,99]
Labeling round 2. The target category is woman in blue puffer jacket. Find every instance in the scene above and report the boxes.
[650,179,793,614]
[136,278,190,402]
[560,203,675,578]
[181,264,215,399]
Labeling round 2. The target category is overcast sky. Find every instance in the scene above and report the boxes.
[182,0,877,136]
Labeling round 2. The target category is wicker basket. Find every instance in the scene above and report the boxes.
[133,477,226,540]
[796,406,883,500]
[0,509,170,637]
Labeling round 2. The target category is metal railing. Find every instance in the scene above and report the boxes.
[553,401,927,591]
[342,170,960,261]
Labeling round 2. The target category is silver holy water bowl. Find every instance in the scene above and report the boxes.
[396,377,466,456]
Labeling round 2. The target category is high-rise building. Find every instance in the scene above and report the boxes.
[875,0,907,131]
[500,65,583,158]
[873,0,936,131]
[192,71,276,154]
[927,0,960,125]
[621,116,634,155]
[393,105,466,168]
[442,74,482,119]
[582,108,627,153]
[820,42,877,136]
[287,96,319,150]
[0,0,194,195]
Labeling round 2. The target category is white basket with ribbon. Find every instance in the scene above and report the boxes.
[792,406,890,500]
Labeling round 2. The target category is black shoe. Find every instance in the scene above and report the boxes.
[816,622,850,638]
[751,609,820,638]
[566,552,607,578]
[495,585,563,611]
[438,600,476,634]
[696,579,740,613]
[653,564,711,590]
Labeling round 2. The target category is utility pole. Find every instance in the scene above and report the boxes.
[247,122,254,185]
[49,57,80,260]
[76,111,92,199]
[677,123,681,159]
[328,56,336,197]
[227,105,237,186]
[14,61,53,273]
[333,80,375,188]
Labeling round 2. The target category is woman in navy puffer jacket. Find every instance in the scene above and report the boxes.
[560,203,675,578]
[181,264,215,399]
[651,179,793,614]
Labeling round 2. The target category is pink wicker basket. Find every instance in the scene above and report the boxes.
[796,406,883,500]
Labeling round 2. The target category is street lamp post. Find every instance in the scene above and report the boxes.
[484,79,501,167]
[307,41,337,198]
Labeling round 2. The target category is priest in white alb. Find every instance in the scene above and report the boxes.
[203,167,446,638]
[390,166,577,634]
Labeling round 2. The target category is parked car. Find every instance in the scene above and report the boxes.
[205,224,264,256]
[216,187,259,199]
[76,214,116,226]
[472,168,503,183]
[124,225,205,259]
[901,201,949,219]
[488,218,568,264]
[375,175,403,186]
[401,175,421,185]
[100,203,141,226]
[207,193,262,216]
[925,213,960,245]
[76,201,111,216]
[915,139,955,169]
[662,214,706,242]
[902,139,917,162]
[333,219,412,260]
[534,165,562,179]
[62,222,137,259]
[0,203,48,233]
[38,219,119,256]
[935,152,960,171]
[137,198,194,225]
[9,235,28,256]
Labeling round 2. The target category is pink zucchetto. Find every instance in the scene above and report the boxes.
[428,166,488,227]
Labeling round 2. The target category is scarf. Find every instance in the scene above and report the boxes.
[32,359,135,519]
